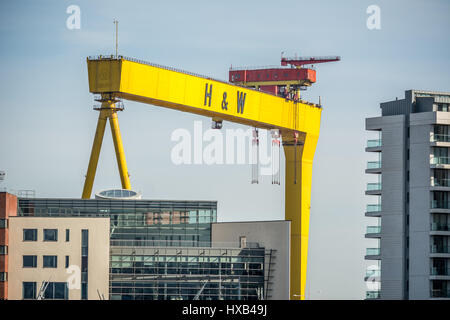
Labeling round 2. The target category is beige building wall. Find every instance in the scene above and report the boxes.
[8,217,110,300]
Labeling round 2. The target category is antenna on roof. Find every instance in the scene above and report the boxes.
[113,19,119,58]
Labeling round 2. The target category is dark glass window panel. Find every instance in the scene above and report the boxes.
[43,255,57,268]
[81,256,88,272]
[81,283,88,300]
[23,282,36,299]
[23,255,37,268]
[44,229,58,241]
[82,229,89,246]
[23,229,37,241]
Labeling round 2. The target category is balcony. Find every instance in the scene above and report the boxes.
[366,139,382,152]
[431,223,450,232]
[432,178,450,188]
[431,134,450,143]
[431,267,450,276]
[366,161,382,174]
[365,269,381,281]
[367,139,382,148]
[431,200,450,210]
[366,204,382,217]
[431,157,450,166]
[366,291,380,299]
[366,183,382,195]
[430,289,450,298]
[431,246,450,254]
[365,248,381,260]
[366,226,381,238]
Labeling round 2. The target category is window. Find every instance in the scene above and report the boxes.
[0,272,7,282]
[44,282,68,300]
[65,256,69,268]
[43,255,57,268]
[0,219,7,228]
[23,282,36,299]
[81,283,88,300]
[23,255,37,268]
[81,229,89,300]
[65,229,70,242]
[23,229,37,241]
[44,229,58,242]
[0,245,7,255]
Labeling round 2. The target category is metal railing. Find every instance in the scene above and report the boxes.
[110,239,261,249]
[431,245,450,254]
[366,291,380,299]
[432,178,450,187]
[365,269,381,278]
[431,134,450,142]
[431,222,450,231]
[366,248,380,256]
[431,157,450,165]
[366,204,382,213]
[367,139,382,148]
[367,161,382,170]
[366,183,382,191]
[431,267,450,276]
[86,55,320,107]
[366,226,381,234]
[430,289,450,298]
[431,200,450,209]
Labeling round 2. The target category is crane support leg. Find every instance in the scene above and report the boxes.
[82,108,109,199]
[109,108,131,190]
[82,100,131,199]
[283,132,319,300]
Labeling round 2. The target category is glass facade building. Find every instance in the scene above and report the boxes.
[17,198,271,300]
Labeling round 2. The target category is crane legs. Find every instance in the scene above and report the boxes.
[82,99,131,199]
[283,132,319,300]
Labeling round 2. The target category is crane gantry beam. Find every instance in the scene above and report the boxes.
[83,55,322,300]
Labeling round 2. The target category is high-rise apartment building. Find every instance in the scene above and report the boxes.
[365,89,450,300]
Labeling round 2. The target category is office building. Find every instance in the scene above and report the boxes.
[365,89,450,300]
[0,190,290,300]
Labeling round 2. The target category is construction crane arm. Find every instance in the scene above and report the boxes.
[87,56,321,140]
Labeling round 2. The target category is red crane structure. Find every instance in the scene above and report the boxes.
[229,54,340,101]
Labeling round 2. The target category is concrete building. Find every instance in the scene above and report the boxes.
[365,89,450,300]
[212,221,290,300]
[8,217,110,300]
[1,192,110,300]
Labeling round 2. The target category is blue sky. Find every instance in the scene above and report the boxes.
[0,0,449,299]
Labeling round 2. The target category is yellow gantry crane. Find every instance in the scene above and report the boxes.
[82,55,322,300]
